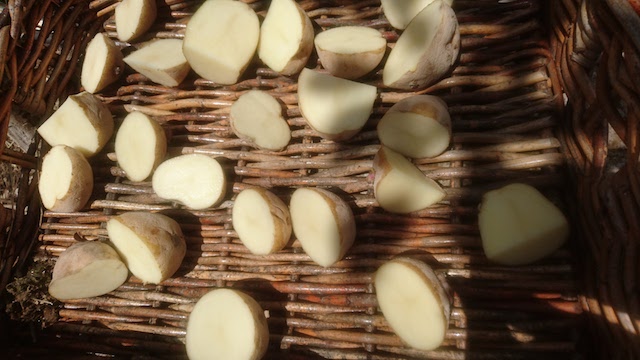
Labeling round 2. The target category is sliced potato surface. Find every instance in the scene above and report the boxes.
[39,145,93,213]
[124,39,190,87]
[315,26,386,79]
[114,111,167,182]
[230,90,291,151]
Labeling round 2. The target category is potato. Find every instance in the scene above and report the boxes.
[152,154,226,210]
[381,0,454,30]
[230,90,291,151]
[114,111,167,182]
[315,26,387,79]
[183,0,259,84]
[375,257,450,350]
[377,95,451,159]
[290,187,356,267]
[106,211,186,284]
[258,0,314,75]
[478,183,570,265]
[37,92,114,158]
[232,188,292,255]
[297,68,377,141]
[48,241,129,300]
[382,0,460,90]
[38,145,93,213]
[373,146,445,214]
[123,39,190,87]
[186,288,269,360]
[115,0,157,42]
[81,33,124,94]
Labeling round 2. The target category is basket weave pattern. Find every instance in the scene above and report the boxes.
[0,0,638,358]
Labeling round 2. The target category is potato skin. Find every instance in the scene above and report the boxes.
[39,145,94,212]
[383,1,460,90]
[108,211,186,283]
[316,46,385,80]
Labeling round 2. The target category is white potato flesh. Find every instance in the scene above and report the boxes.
[152,154,226,210]
[114,111,167,182]
[373,146,445,213]
[106,211,186,284]
[232,188,292,255]
[290,188,356,267]
[298,68,377,141]
[375,257,450,350]
[315,26,387,79]
[124,39,190,87]
[377,95,451,158]
[37,92,114,157]
[478,183,570,265]
[39,145,93,212]
[230,90,291,151]
[183,0,259,84]
[186,289,269,360]
[381,0,454,30]
[81,33,123,94]
[115,0,157,42]
[383,0,459,90]
[49,241,129,300]
[259,0,314,75]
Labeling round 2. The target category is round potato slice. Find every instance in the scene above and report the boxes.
[39,145,93,213]
[115,111,167,182]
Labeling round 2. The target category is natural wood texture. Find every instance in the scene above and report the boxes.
[0,0,638,358]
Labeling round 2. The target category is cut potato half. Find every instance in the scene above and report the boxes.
[183,0,259,84]
[186,288,269,360]
[383,0,460,90]
[259,0,314,75]
[37,92,114,158]
[375,257,450,350]
[290,188,356,267]
[230,90,291,151]
[115,0,157,42]
[478,183,570,265]
[49,241,129,300]
[377,95,451,158]
[114,111,167,182]
[81,33,124,94]
[124,39,190,87]
[373,146,445,213]
[315,26,387,79]
[106,211,186,284]
[298,68,377,141]
[233,188,292,255]
[152,154,226,210]
[381,0,454,30]
[39,145,93,212]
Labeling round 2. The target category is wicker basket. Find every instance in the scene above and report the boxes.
[1,0,638,358]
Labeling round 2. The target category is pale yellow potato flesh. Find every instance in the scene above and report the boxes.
[186,288,269,360]
[124,39,190,87]
[381,0,454,30]
[106,211,186,284]
[81,33,124,94]
[232,188,292,255]
[152,154,226,210]
[37,92,114,158]
[383,0,459,90]
[478,183,570,265]
[373,146,445,213]
[49,241,128,300]
[297,68,377,141]
[114,111,167,182]
[315,26,387,79]
[258,0,314,75]
[375,257,450,350]
[39,145,93,212]
[289,188,356,267]
[115,0,157,42]
[377,95,451,158]
[230,90,291,151]
[183,0,259,84]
